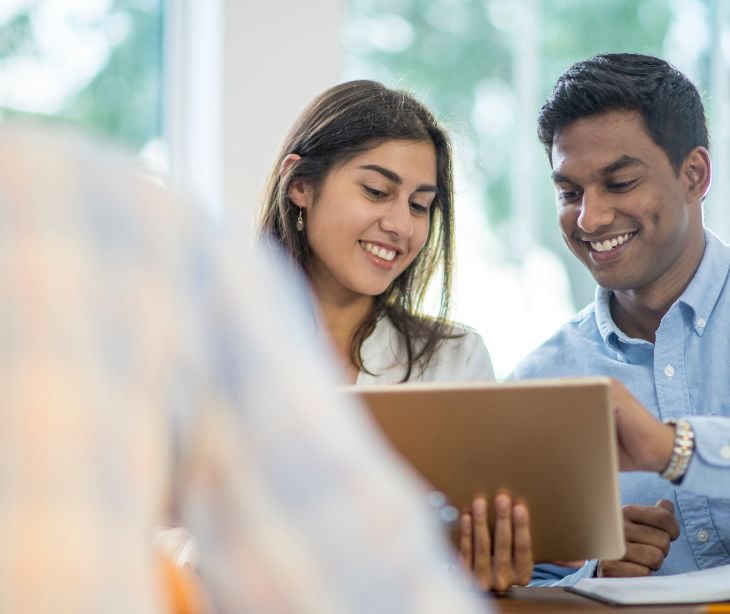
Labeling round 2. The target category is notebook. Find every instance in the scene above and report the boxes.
[351,377,624,562]
[568,564,730,605]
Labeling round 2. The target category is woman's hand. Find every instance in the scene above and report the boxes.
[458,493,533,592]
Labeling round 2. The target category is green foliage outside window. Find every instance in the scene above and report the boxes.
[0,0,163,151]
[345,0,708,306]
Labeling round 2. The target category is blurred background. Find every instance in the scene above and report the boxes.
[2,0,728,376]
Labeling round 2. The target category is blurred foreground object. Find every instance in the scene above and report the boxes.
[0,125,488,613]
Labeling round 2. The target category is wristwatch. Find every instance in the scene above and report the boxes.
[660,418,695,483]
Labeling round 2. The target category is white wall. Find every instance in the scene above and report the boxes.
[166,0,343,224]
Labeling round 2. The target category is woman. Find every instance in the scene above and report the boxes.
[258,80,532,590]
[259,79,493,385]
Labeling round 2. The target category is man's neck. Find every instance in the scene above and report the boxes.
[610,293,668,343]
[610,233,706,343]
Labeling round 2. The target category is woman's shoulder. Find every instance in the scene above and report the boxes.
[358,316,494,385]
[416,319,494,383]
[441,320,481,339]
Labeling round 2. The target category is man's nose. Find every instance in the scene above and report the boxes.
[577,190,615,234]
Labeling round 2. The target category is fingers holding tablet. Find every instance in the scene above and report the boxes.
[459,493,533,592]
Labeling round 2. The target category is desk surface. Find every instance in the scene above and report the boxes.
[494,587,701,613]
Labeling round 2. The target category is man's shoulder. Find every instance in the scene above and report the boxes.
[509,303,600,380]
[532,301,599,350]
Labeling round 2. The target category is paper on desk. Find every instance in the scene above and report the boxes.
[568,564,730,605]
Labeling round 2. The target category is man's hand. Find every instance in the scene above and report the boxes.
[598,499,679,577]
[611,379,675,473]
[459,493,533,592]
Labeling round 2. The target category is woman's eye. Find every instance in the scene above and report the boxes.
[363,186,386,199]
[409,202,429,215]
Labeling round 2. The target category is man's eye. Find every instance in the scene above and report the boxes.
[558,189,582,202]
[607,180,637,192]
[363,186,386,199]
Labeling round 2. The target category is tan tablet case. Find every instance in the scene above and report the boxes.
[353,377,624,562]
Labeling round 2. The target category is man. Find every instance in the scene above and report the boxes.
[0,125,491,613]
[513,53,730,584]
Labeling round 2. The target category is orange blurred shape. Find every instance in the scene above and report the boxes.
[159,554,210,614]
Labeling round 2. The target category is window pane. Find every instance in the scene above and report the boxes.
[0,0,163,159]
[344,0,719,375]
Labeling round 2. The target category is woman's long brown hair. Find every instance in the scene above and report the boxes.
[258,80,459,382]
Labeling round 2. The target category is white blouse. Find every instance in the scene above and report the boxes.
[356,316,495,385]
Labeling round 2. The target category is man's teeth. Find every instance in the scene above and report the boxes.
[590,232,633,253]
[361,241,397,262]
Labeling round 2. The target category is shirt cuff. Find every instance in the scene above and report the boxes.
[677,417,730,499]
[529,560,599,587]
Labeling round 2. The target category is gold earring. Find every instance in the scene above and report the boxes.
[296,208,304,232]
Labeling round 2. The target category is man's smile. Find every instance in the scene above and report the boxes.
[585,231,636,253]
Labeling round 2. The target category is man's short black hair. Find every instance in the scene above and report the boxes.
[537,53,708,172]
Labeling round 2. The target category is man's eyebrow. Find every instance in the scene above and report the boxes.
[600,155,645,175]
[358,164,438,193]
[550,155,645,183]
[551,170,572,183]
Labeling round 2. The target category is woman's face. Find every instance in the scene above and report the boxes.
[290,139,439,303]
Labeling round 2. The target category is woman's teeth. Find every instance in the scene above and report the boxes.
[360,241,396,262]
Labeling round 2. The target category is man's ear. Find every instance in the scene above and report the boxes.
[683,146,712,203]
[281,153,312,209]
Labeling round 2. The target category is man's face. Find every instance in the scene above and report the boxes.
[551,110,702,293]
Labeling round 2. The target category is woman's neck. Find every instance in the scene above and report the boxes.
[316,291,374,384]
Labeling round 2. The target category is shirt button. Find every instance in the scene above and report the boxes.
[664,364,675,377]
[697,529,710,543]
[697,318,706,328]
[721,445,730,460]
[616,353,624,362]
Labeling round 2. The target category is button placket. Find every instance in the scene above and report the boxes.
[653,307,691,422]
[675,490,728,569]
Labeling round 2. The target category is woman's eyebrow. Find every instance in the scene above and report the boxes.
[358,164,438,193]
[359,164,402,183]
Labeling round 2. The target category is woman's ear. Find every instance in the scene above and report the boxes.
[281,153,312,209]
[684,146,712,203]
[279,153,301,178]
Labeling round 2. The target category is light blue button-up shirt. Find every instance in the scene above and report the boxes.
[511,230,730,585]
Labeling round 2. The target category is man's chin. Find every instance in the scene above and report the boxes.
[578,257,636,291]
[593,275,640,293]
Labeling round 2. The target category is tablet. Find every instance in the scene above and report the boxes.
[352,377,624,562]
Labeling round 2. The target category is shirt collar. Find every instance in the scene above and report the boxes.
[593,229,730,346]
[594,285,628,348]
[678,229,730,335]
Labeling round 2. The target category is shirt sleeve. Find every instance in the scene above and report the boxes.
[529,560,599,587]
[462,329,495,382]
[679,417,730,499]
